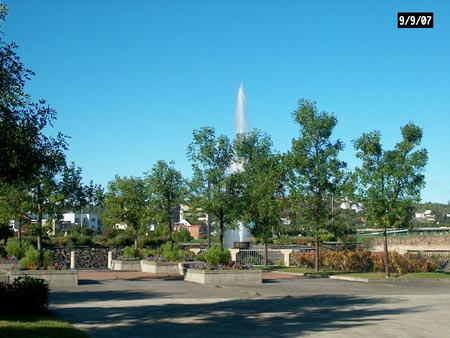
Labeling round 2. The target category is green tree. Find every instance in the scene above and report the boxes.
[0,5,68,266]
[145,160,186,244]
[187,127,239,249]
[31,169,66,267]
[59,162,104,230]
[288,99,347,272]
[103,176,148,249]
[353,122,428,277]
[0,6,67,185]
[235,130,286,266]
[0,181,30,244]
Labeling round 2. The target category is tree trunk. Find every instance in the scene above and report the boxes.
[383,227,390,278]
[37,203,44,268]
[264,240,269,267]
[314,231,320,272]
[207,213,211,249]
[219,216,224,250]
[18,218,22,246]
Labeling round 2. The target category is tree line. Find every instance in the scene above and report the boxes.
[0,5,428,276]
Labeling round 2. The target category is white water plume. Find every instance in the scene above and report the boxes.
[224,83,251,247]
[235,83,246,135]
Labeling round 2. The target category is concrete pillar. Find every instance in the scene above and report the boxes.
[280,249,293,267]
[228,248,239,262]
[190,248,202,255]
[108,251,113,269]
[70,251,76,269]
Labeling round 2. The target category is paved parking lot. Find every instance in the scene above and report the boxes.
[49,271,450,338]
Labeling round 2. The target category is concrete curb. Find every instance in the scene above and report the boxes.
[330,275,450,284]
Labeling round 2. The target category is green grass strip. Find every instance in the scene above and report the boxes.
[0,316,88,338]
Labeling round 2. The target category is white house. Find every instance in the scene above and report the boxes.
[56,212,101,234]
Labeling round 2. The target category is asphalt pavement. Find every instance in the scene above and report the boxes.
[49,271,450,338]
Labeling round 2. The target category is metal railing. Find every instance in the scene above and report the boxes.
[407,250,450,266]
[236,249,285,266]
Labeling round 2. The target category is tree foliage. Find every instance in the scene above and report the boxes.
[187,126,240,249]
[234,129,286,265]
[353,122,428,276]
[103,176,149,248]
[288,99,347,271]
[145,160,186,243]
[0,7,67,184]
[0,6,69,266]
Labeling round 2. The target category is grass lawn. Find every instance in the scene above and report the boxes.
[396,272,450,279]
[0,315,88,338]
[265,266,332,275]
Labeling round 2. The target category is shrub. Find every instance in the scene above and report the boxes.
[139,236,167,247]
[291,251,315,268]
[93,235,108,246]
[107,233,134,247]
[204,245,231,266]
[160,242,184,261]
[123,246,143,259]
[359,236,375,249]
[20,247,51,269]
[5,238,33,259]
[0,245,6,258]
[403,252,438,273]
[319,234,335,242]
[274,235,292,245]
[290,249,437,273]
[291,237,314,246]
[173,228,193,243]
[0,276,49,315]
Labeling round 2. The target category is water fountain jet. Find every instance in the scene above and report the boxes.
[223,83,252,248]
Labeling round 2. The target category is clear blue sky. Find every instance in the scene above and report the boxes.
[3,1,450,203]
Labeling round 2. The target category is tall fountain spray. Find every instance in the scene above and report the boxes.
[223,84,252,248]
[236,83,246,135]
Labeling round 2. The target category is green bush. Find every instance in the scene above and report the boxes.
[139,235,167,247]
[93,235,108,246]
[5,238,33,259]
[123,246,143,259]
[20,247,51,269]
[174,228,193,243]
[0,245,6,258]
[319,234,335,242]
[107,233,134,247]
[160,242,184,261]
[0,276,49,315]
[274,235,293,245]
[204,245,231,266]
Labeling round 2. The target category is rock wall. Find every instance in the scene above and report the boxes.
[371,234,450,253]
[50,247,123,269]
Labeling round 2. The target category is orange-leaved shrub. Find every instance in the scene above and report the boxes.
[291,250,437,273]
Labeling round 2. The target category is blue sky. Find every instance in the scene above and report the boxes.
[3,1,450,203]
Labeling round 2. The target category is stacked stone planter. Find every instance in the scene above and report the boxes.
[184,269,262,285]
[8,270,78,287]
[0,259,20,271]
[110,260,141,271]
[140,260,183,274]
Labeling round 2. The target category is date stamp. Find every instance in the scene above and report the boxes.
[398,12,433,28]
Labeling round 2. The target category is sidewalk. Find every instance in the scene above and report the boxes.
[49,270,450,338]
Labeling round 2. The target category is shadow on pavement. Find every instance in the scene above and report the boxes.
[51,292,419,338]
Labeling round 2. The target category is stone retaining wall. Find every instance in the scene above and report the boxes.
[50,247,123,269]
[371,234,450,253]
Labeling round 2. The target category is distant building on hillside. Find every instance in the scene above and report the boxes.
[415,210,436,222]
[54,212,101,234]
